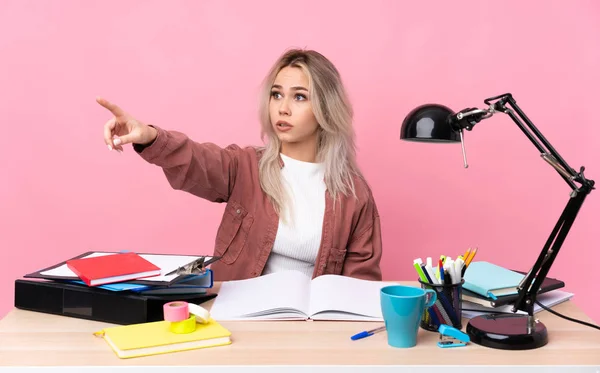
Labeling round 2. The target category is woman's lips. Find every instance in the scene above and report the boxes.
[276,121,293,132]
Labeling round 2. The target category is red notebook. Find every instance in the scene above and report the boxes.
[66,252,161,286]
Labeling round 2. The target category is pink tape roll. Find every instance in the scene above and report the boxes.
[163,301,189,322]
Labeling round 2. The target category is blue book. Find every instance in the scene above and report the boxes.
[69,280,150,292]
[130,269,214,295]
[463,261,525,299]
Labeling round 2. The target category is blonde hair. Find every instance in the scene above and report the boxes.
[257,49,362,217]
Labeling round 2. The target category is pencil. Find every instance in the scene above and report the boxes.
[464,247,478,267]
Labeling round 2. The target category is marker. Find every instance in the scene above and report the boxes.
[421,264,434,284]
[444,259,456,284]
[455,257,465,280]
[351,326,386,340]
[426,257,433,268]
[413,259,429,283]
[425,261,440,285]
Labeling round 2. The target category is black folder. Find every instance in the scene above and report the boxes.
[14,279,217,325]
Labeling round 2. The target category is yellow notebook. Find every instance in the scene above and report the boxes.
[94,318,232,359]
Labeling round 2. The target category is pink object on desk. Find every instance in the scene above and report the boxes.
[163,301,190,322]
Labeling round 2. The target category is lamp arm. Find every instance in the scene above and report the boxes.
[489,94,587,189]
[451,93,595,320]
[453,93,588,190]
[511,187,590,318]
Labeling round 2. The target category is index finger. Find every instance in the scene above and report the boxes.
[96,96,125,117]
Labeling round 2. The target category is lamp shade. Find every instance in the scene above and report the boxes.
[400,104,460,142]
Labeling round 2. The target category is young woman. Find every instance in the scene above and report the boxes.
[97,49,382,281]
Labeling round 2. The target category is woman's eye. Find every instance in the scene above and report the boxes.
[295,94,307,101]
[271,91,282,99]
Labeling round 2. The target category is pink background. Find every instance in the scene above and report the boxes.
[1,0,599,323]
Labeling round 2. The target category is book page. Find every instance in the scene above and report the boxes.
[209,270,312,320]
[308,275,393,321]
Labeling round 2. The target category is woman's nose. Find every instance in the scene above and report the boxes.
[279,99,291,116]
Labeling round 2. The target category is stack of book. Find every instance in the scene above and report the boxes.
[14,251,220,324]
[460,261,574,318]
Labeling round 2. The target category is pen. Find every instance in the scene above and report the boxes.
[421,264,434,284]
[351,326,386,340]
[443,269,452,285]
[419,264,433,324]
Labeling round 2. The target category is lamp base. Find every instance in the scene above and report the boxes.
[466,314,548,350]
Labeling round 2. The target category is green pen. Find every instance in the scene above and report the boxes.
[413,259,429,283]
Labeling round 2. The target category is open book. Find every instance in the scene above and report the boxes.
[209,270,392,321]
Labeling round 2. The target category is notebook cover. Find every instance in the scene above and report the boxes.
[95,318,232,358]
[462,271,565,307]
[462,261,525,298]
[66,252,161,286]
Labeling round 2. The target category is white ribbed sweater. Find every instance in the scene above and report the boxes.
[262,153,326,278]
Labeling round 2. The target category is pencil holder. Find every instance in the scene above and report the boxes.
[418,279,463,332]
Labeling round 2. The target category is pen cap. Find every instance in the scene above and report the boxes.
[418,279,464,332]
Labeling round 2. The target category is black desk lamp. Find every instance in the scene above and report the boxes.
[400,93,595,350]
